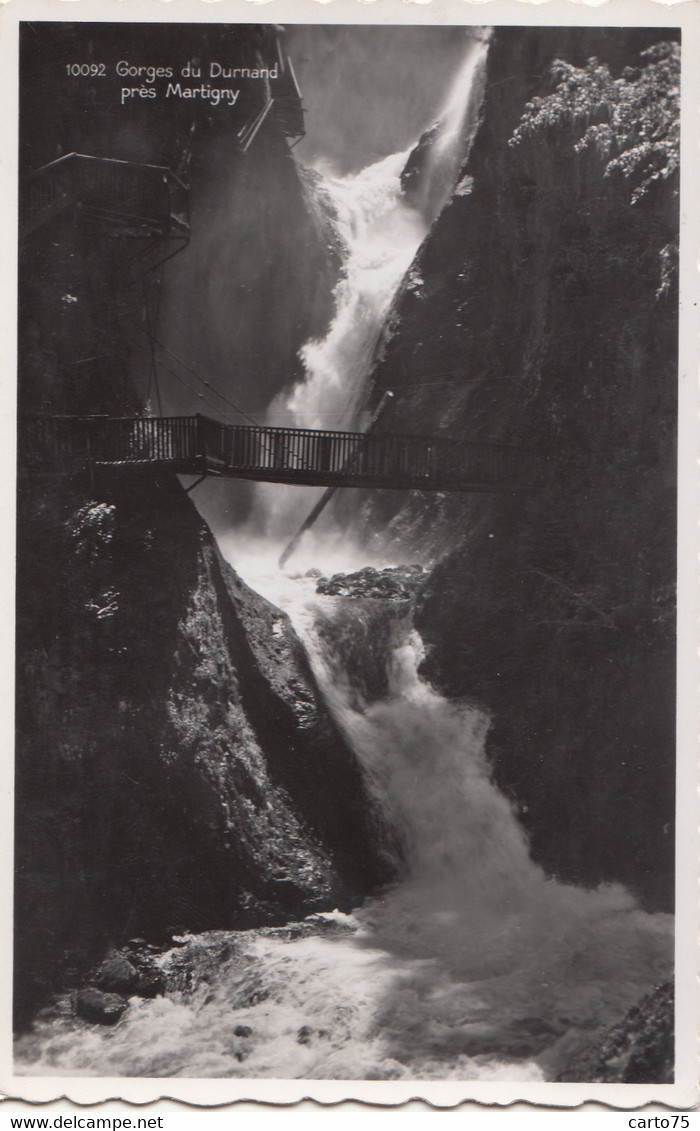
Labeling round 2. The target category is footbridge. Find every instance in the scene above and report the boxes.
[22,414,540,493]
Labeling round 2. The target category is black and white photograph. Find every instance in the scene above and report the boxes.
[5,2,698,1107]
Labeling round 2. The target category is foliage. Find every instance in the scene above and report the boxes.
[509,42,680,203]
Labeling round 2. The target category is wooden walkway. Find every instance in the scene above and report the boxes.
[22,414,539,493]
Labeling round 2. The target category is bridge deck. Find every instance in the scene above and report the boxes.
[21,415,539,493]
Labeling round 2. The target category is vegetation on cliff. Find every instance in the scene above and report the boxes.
[510,41,680,204]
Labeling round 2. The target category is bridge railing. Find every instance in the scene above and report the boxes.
[201,418,531,488]
[350,430,525,488]
[213,423,365,476]
[22,415,201,468]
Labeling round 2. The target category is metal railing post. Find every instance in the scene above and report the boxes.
[195,413,208,476]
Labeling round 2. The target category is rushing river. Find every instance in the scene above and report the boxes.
[15,564,672,1079]
[14,33,672,1081]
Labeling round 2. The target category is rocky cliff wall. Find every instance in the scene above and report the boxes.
[15,470,394,1027]
[356,27,678,911]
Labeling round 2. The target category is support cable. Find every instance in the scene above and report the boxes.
[124,329,319,475]
[140,271,164,417]
[124,330,241,424]
[126,323,396,477]
[128,320,260,426]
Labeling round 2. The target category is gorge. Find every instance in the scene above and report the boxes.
[14,22,678,1084]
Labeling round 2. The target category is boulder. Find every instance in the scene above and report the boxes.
[94,953,140,995]
[135,968,165,999]
[75,988,129,1026]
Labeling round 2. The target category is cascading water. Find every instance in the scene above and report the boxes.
[286,151,425,432]
[256,37,488,548]
[256,149,427,548]
[285,36,487,435]
[14,34,672,1081]
[15,568,672,1079]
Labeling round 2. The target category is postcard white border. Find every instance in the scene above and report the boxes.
[1,0,697,1110]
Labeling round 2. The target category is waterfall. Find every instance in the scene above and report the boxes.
[256,38,489,548]
[286,37,488,435]
[207,27,671,1073]
[256,151,426,547]
[282,151,426,433]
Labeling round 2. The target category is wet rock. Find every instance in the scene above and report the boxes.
[234,1024,253,1038]
[316,564,425,601]
[364,28,678,914]
[75,988,129,1026]
[94,954,139,995]
[13,30,387,1028]
[297,1024,314,1044]
[125,939,162,957]
[254,915,357,944]
[135,968,165,999]
[401,121,442,213]
[558,982,673,1083]
[161,933,245,997]
[95,948,164,999]
[304,567,323,578]
[246,988,270,1007]
[312,601,408,708]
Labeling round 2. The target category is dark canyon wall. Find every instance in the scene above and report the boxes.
[15,23,381,1025]
[16,470,393,1025]
[359,27,678,911]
